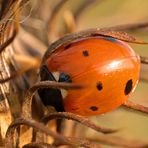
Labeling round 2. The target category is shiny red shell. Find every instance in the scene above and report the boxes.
[46,36,140,116]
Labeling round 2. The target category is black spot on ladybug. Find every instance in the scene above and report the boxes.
[96,82,103,91]
[82,50,89,57]
[90,106,98,111]
[59,73,72,83]
[65,44,72,49]
[124,79,133,95]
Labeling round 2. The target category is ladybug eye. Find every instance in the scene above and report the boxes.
[82,50,89,57]
[90,106,98,111]
[124,79,133,95]
[96,82,103,91]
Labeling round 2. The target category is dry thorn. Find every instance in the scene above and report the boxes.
[42,112,118,134]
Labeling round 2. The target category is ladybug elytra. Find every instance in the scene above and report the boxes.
[39,33,140,116]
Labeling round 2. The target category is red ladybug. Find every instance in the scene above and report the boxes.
[39,32,140,116]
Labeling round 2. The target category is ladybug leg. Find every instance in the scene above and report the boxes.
[38,65,65,112]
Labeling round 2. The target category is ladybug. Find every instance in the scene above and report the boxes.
[38,30,140,116]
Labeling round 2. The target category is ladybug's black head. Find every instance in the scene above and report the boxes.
[38,65,65,112]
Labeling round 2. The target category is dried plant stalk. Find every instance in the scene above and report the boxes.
[22,81,83,118]
[5,117,99,148]
[42,112,117,134]
[107,21,148,31]
[123,101,148,114]
[0,0,30,141]
[43,28,148,63]
[87,135,148,148]
[22,142,57,148]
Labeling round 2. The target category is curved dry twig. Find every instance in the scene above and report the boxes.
[0,28,17,54]
[123,100,148,114]
[54,137,101,148]
[87,135,148,148]
[42,112,117,134]
[42,28,148,63]
[5,117,98,148]
[1,0,30,24]
[98,29,148,44]
[22,81,83,118]
[107,21,148,31]
[22,142,57,148]
[0,0,29,51]
[0,70,20,84]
